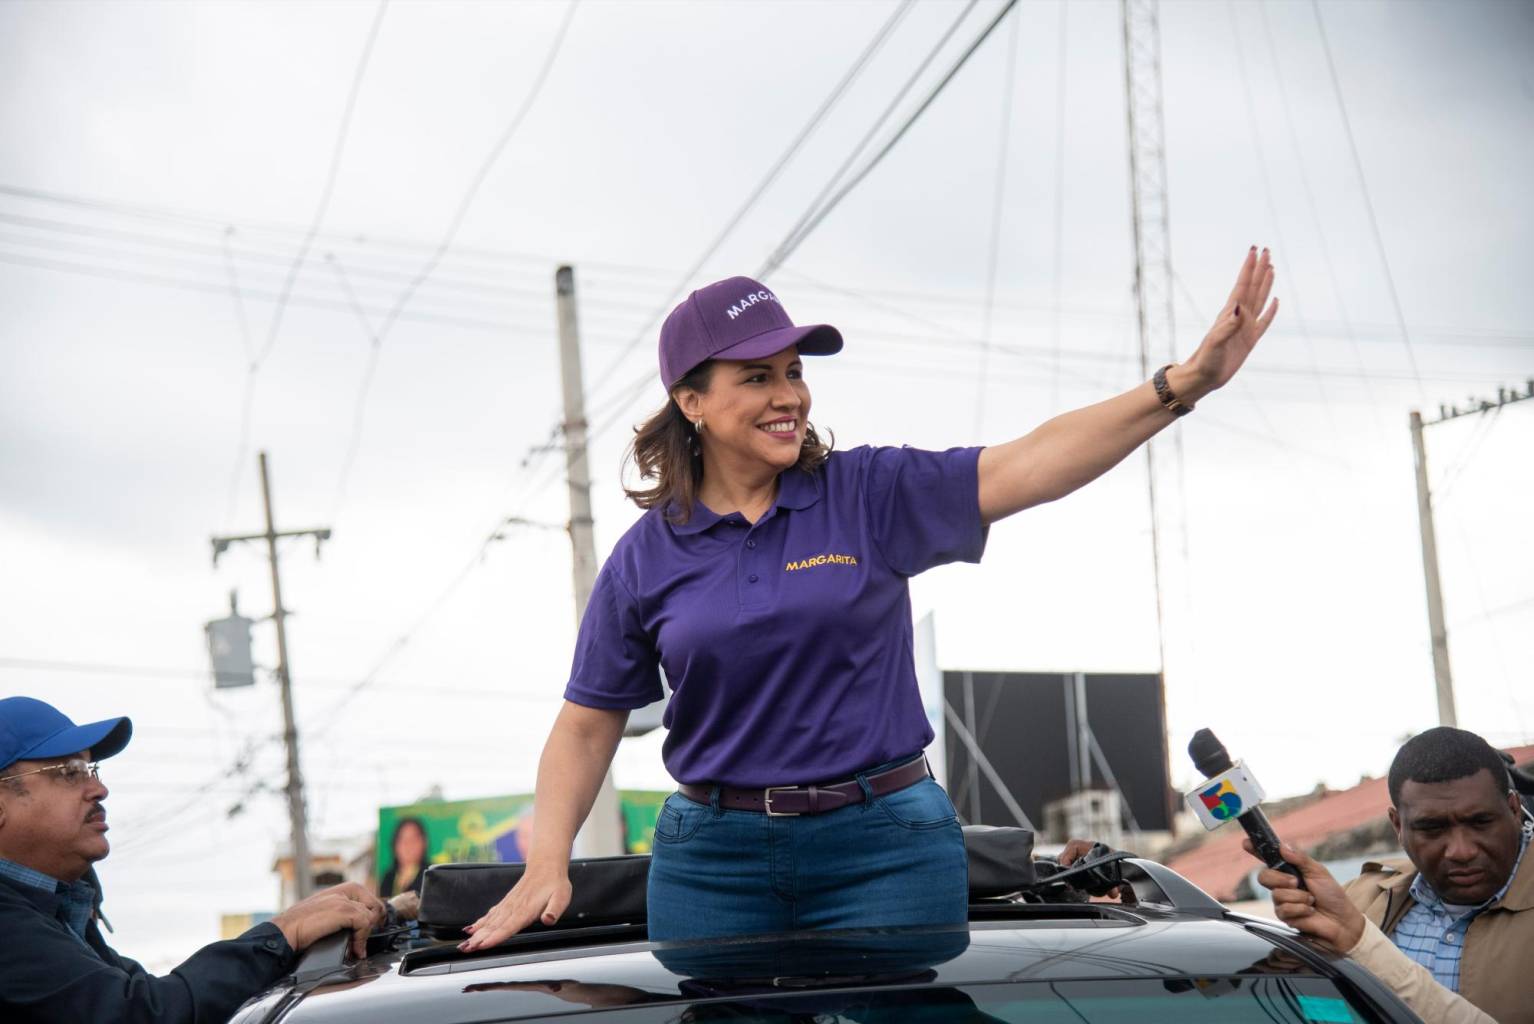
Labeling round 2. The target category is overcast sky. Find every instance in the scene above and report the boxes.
[2,0,1531,968]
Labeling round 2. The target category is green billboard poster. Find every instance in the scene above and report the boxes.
[377,790,668,898]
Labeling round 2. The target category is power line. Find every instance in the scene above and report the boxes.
[9,234,1500,393]
[777,268,1516,389]
[0,655,547,701]
[5,203,1529,350]
[219,229,261,525]
[297,370,661,734]
[759,0,991,279]
[317,0,580,528]
[1226,1,1334,437]
[1310,0,1425,402]
[0,180,678,282]
[0,208,666,315]
[324,253,384,522]
[369,0,579,349]
[584,0,917,399]
[222,0,387,533]
[973,4,1022,444]
[254,0,389,368]
[1256,0,1383,428]
[0,245,640,341]
[107,738,272,857]
[761,0,1023,275]
[220,228,257,367]
[1434,404,1502,503]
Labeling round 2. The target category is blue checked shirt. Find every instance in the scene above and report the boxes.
[0,857,97,951]
[1391,825,1531,992]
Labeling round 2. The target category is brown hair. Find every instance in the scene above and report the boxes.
[624,360,833,524]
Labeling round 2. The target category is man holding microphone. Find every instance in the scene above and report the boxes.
[1249,727,1532,1024]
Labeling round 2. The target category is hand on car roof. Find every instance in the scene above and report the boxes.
[459,862,572,952]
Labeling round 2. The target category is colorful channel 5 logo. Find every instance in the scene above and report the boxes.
[1199,779,1244,821]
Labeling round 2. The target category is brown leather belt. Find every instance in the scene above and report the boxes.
[677,755,930,816]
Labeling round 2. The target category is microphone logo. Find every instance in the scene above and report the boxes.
[1184,762,1268,832]
[1197,779,1243,821]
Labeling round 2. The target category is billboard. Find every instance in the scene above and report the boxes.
[377,790,668,898]
[942,671,1174,834]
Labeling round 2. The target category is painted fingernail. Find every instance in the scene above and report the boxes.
[1234,304,1242,317]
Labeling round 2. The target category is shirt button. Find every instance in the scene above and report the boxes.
[748,574,759,583]
[746,539,756,549]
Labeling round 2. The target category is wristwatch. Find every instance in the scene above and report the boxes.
[1152,364,1193,417]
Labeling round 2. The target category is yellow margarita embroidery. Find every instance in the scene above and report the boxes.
[784,553,860,572]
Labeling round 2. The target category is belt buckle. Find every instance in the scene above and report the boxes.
[763,786,802,817]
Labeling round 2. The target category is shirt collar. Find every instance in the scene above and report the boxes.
[0,857,66,895]
[1408,825,1531,915]
[665,500,726,536]
[665,466,823,536]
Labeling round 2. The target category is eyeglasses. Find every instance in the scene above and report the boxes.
[0,759,101,787]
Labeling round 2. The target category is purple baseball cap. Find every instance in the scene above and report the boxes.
[0,697,132,772]
[659,276,843,388]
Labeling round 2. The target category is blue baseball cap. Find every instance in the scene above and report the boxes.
[659,277,842,389]
[0,697,132,772]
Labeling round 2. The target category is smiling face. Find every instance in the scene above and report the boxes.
[0,748,110,881]
[1389,768,1523,905]
[675,346,810,478]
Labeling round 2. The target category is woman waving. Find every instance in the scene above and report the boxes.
[461,247,1278,949]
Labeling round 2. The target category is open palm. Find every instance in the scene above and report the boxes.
[1188,247,1279,392]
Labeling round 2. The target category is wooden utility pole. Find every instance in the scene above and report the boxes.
[1409,410,1456,728]
[212,452,330,902]
[555,265,624,858]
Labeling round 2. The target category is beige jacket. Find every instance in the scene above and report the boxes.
[1344,848,1534,1024]
[1346,921,1495,1023]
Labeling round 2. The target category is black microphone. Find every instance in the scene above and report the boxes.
[1187,728,1305,888]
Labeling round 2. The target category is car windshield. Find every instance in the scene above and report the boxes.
[513,976,1371,1023]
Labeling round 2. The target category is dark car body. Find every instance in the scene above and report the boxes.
[229,855,1420,1023]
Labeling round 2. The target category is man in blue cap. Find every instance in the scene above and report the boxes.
[0,696,387,1023]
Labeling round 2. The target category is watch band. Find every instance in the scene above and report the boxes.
[1153,364,1193,417]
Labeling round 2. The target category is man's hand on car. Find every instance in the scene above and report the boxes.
[388,890,421,922]
[1055,837,1137,905]
[1056,839,1096,867]
[1244,838,1365,953]
[270,882,387,959]
[460,861,573,952]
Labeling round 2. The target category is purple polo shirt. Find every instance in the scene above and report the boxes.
[564,445,987,787]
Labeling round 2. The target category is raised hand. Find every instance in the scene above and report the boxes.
[458,862,572,952]
[1180,247,1279,401]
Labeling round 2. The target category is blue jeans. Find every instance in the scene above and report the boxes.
[647,771,969,941]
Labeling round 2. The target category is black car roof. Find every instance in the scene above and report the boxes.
[275,909,1336,1024]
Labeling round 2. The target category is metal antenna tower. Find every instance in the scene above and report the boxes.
[1121,0,1180,677]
